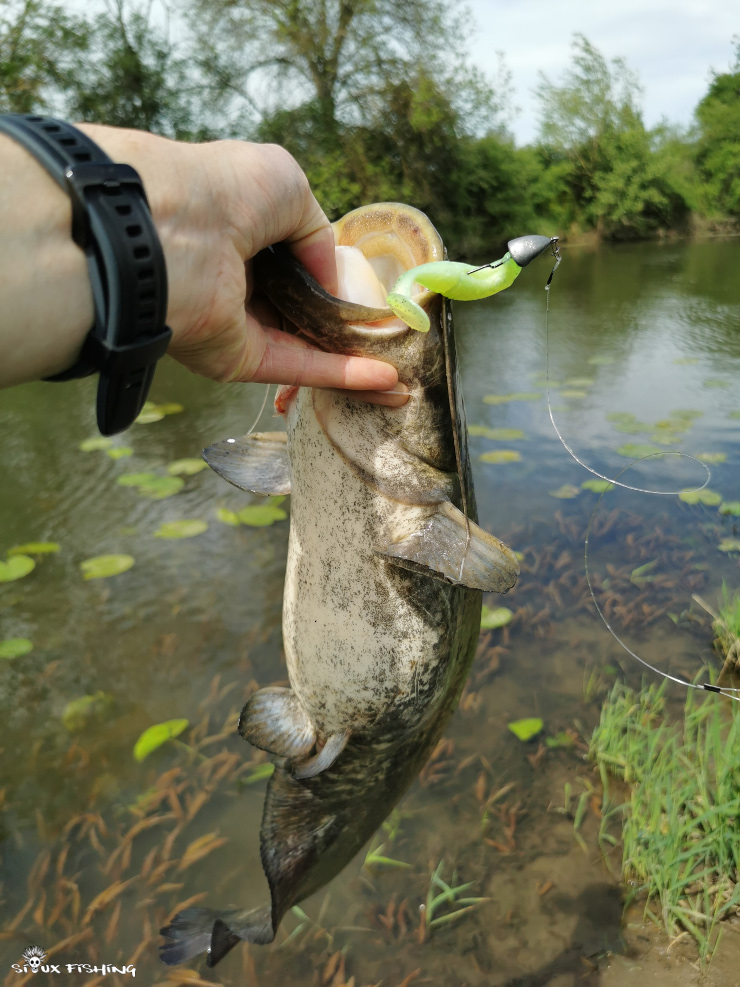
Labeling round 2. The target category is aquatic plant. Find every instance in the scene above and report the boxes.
[590,679,740,963]
[417,861,489,941]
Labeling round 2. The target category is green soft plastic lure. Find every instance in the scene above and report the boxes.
[387,234,558,332]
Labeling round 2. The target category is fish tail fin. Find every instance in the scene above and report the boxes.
[159,904,274,968]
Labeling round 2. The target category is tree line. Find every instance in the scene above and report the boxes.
[1,0,738,257]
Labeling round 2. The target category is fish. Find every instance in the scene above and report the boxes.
[160,202,532,968]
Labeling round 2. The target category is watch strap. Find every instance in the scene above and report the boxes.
[0,113,172,435]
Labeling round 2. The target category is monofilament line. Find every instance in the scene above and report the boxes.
[544,256,739,700]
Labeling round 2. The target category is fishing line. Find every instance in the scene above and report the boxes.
[544,251,711,498]
[584,471,740,701]
[246,382,272,436]
[545,251,739,700]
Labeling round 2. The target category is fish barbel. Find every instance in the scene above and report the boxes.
[160,203,538,968]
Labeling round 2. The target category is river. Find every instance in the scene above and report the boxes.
[1,237,739,985]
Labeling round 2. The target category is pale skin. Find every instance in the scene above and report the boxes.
[0,124,408,406]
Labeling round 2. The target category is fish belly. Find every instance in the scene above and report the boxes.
[283,387,451,738]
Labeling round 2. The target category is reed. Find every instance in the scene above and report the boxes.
[590,677,740,963]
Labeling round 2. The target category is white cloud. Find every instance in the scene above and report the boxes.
[465,0,738,143]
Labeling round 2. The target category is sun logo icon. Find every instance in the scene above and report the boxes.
[21,946,47,972]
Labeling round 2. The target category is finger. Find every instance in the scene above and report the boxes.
[345,386,410,408]
[288,223,338,297]
[241,325,399,391]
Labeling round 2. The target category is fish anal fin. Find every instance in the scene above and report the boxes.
[380,501,519,593]
[292,730,351,780]
[203,432,291,495]
[239,687,316,758]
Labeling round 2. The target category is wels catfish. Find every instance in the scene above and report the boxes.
[160,203,554,968]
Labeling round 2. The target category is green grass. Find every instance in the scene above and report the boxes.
[590,679,740,963]
[714,586,740,665]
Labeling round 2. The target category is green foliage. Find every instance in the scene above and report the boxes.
[591,680,740,963]
[133,718,189,761]
[695,41,740,217]
[0,0,88,112]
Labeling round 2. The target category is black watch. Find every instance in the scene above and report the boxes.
[0,113,172,435]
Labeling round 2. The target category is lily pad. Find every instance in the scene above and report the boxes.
[0,638,33,659]
[79,436,113,452]
[587,355,616,366]
[118,474,184,499]
[549,484,580,499]
[134,718,189,761]
[479,450,522,464]
[507,717,544,742]
[564,377,595,388]
[696,452,727,464]
[117,472,159,488]
[8,542,60,555]
[650,433,682,445]
[62,691,114,732]
[729,411,740,421]
[480,605,513,630]
[560,389,588,399]
[616,444,664,459]
[582,479,614,493]
[0,555,35,582]
[673,357,698,365]
[134,405,165,424]
[167,458,208,476]
[215,508,240,526]
[154,520,209,539]
[718,539,740,554]
[80,554,135,579]
[107,447,133,460]
[672,409,702,420]
[467,426,526,441]
[678,488,722,506]
[158,402,184,416]
[483,392,541,405]
[238,497,288,527]
[606,412,637,424]
[719,502,740,516]
[703,379,730,389]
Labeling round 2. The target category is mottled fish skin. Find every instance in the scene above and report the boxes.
[161,203,516,968]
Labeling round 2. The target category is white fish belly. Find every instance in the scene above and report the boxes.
[283,387,445,738]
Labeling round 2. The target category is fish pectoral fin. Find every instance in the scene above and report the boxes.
[238,687,316,758]
[379,501,519,593]
[292,730,351,780]
[202,432,291,495]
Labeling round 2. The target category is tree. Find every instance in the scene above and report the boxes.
[535,34,687,237]
[184,0,508,136]
[68,0,217,140]
[694,39,740,217]
[0,0,88,112]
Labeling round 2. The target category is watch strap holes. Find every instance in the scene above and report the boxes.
[133,245,150,260]
[115,204,132,216]
[126,224,143,237]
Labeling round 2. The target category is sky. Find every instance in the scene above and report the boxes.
[466,0,738,145]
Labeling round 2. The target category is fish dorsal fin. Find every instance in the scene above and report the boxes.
[313,389,456,506]
[202,432,291,495]
[379,500,519,592]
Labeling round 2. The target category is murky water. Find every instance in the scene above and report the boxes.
[1,237,739,986]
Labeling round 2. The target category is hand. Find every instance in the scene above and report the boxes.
[78,127,407,406]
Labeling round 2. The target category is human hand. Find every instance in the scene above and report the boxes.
[78,126,407,407]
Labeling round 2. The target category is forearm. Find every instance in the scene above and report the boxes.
[0,132,93,385]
